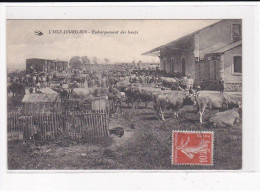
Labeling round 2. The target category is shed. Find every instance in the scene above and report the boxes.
[22,91,61,115]
[91,96,108,111]
[63,88,108,112]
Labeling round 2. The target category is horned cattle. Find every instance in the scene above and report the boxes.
[153,90,194,120]
[209,109,240,128]
[195,91,241,123]
[108,87,123,113]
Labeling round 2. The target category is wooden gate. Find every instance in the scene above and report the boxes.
[8,110,109,142]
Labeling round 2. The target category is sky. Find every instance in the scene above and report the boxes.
[7,19,219,71]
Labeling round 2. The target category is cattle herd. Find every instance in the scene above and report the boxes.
[7,66,242,128]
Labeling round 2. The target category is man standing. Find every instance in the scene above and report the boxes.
[46,74,50,87]
[186,74,194,91]
[219,77,225,93]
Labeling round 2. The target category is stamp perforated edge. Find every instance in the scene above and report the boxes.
[171,130,215,166]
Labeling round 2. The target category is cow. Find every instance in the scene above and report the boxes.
[153,90,194,120]
[70,79,81,88]
[88,79,95,87]
[161,77,177,88]
[108,87,123,113]
[115,79,131,92]
[59,88,73,101]
[138,87,162,108]
[124,85,167,109]
[93,87,109,97]
[8,82,26,96]
[67,87,108,99]
[195,91,241,123]
[124,84,143,108]
[209,108,240,128]
[78,75,86,87]
[108,76,120,88]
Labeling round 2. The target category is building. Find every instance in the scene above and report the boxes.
[26,58,69,74]
[142,19,242,91]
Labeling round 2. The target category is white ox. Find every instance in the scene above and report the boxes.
[195,91,241,123]
[209,109,240,127]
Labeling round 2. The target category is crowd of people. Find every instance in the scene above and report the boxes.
[7,66,226,97]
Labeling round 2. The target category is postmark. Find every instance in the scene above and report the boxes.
[172,131,214,165]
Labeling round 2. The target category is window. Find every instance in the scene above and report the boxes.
[232,24,242,42]
[233,56,242,74]
[163,59,166,71]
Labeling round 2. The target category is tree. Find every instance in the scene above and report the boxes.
[104,58,110,64]
[69,56,82,69]
[69,56,81,64]
[92,56,99,64]
[81,56,90,65]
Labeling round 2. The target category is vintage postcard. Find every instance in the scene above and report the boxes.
[6,19,243,170]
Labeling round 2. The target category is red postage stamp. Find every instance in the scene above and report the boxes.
[172,131,214,165]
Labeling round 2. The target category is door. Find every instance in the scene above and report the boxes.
[210,60,217,80]
[181,58,186,75]
[171,58,174,74]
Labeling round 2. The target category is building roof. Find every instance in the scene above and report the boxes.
[142,20,223,56]
[27,58,68,63]
[22,93,61,103]
[198,42,228,57]
[209,40,242,54]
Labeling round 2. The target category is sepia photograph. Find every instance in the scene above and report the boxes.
[6,19,242,170]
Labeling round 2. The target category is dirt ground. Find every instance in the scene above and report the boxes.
[8,102,242,170]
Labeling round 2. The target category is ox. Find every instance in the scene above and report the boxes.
[108,76,120,88]
[123,83,162,109]
[8,82,26,96]
[195,92,241,123]
[209,109,240,128]
[124,84,143,108]
[58,88,74,101]
[153,91,194,120]
[161,77,177,88]
[115,78,131,92]
[138,87,162,108]
[71,87,108,99]
[108,87,123,113]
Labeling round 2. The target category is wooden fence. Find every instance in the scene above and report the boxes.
[7,110,109,142]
